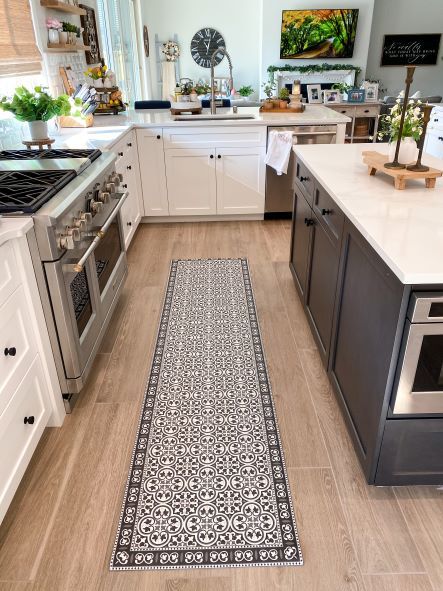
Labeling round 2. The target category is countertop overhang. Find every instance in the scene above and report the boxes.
[293,143,443,285]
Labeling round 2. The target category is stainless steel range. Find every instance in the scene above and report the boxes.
[0,148,128,411]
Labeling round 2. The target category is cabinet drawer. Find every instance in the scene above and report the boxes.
[313,183,344,245]
[0,240,20,307]
[294,158,315,204]
[0,356,50,523]
[163,126,267,149]
[355,105,380,118]
[329,105,355,117]
[0,285,38,414]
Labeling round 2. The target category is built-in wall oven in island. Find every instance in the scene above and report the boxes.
[392,292,443,415]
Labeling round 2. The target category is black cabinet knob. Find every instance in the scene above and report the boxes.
[304,218,314,226]
[364,109,370,113]
[210,154,214,159]
[321,208,332,216]
[24,416,35,425]
[217,154,222,159]
[4,347,16,357]
[126,165,132,170]
[300,176,309,182]
[118,151,123,156]
[156,135,161,139]
[122,183,128,188]
[127,221,132,227]
[127,142,132,147]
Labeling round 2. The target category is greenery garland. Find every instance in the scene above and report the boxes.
[267,63,362,83]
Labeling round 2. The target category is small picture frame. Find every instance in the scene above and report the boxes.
[323,89,341,104]
[307,84,322,104]
[347,88,366,103]
[361,82,379,102]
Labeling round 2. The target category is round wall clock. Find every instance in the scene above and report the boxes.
[190,28,226,68]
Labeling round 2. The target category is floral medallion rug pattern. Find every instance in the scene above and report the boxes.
[111,259,303,570]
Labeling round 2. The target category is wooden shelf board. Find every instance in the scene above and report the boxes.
[40,0,86,15]
[46,43,90,52]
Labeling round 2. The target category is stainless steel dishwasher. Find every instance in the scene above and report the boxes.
[265,125,337,218]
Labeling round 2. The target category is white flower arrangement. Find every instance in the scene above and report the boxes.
[378,99,424,142]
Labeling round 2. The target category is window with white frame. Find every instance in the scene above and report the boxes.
[96,0,143,105]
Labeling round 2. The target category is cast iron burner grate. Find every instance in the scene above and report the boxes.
[0,148,102,162]
[0,170,76,214]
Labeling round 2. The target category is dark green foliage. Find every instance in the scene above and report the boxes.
[0,86,71,122]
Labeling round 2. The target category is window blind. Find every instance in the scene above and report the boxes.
[0,0,42,77]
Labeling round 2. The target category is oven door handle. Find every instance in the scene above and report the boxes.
[63,191,129,274]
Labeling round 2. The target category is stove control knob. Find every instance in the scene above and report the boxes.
[79,211,93,225]
[73,217,87,230]
[58,227,80,250]
[90,199,103,214]
[66,227,81,241]
[106,182,116,193]
[115,172,123,183]
[97,191,110,204]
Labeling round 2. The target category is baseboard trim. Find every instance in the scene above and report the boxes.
[141,214,264,223]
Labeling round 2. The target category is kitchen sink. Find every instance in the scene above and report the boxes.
[173,113,256,121]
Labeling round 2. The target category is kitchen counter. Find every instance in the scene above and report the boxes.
[0,217,33,247]
[52,105,350,151]
[293,143,443,284]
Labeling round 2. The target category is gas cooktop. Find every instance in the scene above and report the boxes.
[0,170,77,214]
[0,148,101,161]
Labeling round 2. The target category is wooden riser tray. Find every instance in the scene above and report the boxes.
[260,107,305,113]
[362,151,442,190]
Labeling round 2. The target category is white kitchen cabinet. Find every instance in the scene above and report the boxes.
[136,129,169,216]
[215,147,266,214]
[165,149,217,216]
[112,131,142,249]
[425,130,443,160]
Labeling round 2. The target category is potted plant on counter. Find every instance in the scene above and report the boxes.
[0,86,71,140]
[279,87,290,109]
[378,100,423,164]
[332,82,352,101]
[46,18,61,44]
[262,81,276,110]
[238,85,254,101]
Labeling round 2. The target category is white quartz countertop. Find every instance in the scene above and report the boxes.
[51,105,350,150]
[0,217,33,247]
[293,143,443,284]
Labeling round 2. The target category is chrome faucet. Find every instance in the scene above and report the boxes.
[210,47,233,114]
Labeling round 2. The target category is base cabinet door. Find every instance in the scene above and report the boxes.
[165,149,217,216]
[329,222,405,479]
[215,147,265,214]
[290,192,312,298]
[137,130,169,216]
[305,218,340,364]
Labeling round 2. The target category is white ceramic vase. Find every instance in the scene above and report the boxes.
[59,31,68,44]
[48,29,59,44]
[388,137,419,164]
[28,121,48,141]
[104,77,113,88]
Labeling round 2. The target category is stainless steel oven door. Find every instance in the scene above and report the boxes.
[392,321,443,415]
[44,191,128,383]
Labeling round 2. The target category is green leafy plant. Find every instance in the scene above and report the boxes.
[238,85,254,98]
[180,80,193,95]
[332,82,352,94]
[194,82,211,95]
[0,86,71,122]
[62,21,77,33]
[267,63,362,86]
[279,87,290,100]
[262,81,276,100]
[378,100,424,142]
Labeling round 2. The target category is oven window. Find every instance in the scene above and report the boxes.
[93,218,123,295]
[69,268,93,337]
[413,334,443,392]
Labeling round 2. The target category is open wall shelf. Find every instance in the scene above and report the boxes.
[46,43,90,52]
[40,0,86,15]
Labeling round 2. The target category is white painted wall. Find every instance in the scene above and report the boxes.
[261,0,375,85]
[366,0,443,98]
[142,0,262,99]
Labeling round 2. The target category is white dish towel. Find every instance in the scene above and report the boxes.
[265,131,294,175]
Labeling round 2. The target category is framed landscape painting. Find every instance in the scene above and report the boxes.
[280,9,359,59]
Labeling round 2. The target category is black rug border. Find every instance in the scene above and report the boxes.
[110,258,303,571]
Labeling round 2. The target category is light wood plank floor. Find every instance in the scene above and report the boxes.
[0,221,442,591]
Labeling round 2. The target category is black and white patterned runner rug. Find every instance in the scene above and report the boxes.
[111,259,303,570]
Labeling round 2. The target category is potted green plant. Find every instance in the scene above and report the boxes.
[261,81,276,110]
[378,100,423,164]
[0,86,71,140]
[332,83,352,101]
[195,82,211,96]
[238,85,254,101]
[279,87,290,108]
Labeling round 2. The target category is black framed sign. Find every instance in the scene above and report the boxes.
[381,34,441,66]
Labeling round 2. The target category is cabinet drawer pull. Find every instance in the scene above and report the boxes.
[24,416,35,425]
[126,165,132,170]
[127,221,132,227]
[321,208,332,216]
[364,109,370,113]
[122,183,128,189]
[156,135,161,140]
[4,347,16,356]
[210,154,214,159]
[118,151,123,156]
[304,218,314,226]
[300,176,310,182]
[217,154,222,159]
[127,142,132,147]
